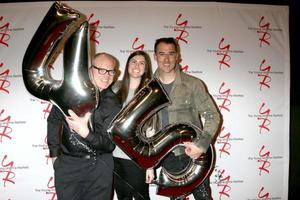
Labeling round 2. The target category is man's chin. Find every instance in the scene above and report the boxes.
[98,84,109,91]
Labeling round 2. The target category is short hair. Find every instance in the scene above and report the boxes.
[154,37,178,53]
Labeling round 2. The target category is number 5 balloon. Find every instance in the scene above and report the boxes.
[22,2,97,117]
[108,78,215,197]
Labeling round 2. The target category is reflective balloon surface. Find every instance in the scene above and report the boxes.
[108,78,215,197]
[22,2,97,116]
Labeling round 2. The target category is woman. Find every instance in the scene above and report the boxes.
[113,50,155,200]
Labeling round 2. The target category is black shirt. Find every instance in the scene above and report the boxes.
[47,87,122,157]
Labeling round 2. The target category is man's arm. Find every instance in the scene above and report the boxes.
[192,79,222,153]
[66,91,121,153]
[47,105,63,160]
[84,94,121,152]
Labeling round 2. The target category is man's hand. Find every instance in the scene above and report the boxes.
[65,109,91,138]
[145,168,155,184]
[183,142,204,160]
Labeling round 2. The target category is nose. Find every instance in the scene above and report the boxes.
[164,55,170,62]
[133,63,139,68]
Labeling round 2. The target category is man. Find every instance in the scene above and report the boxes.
[151,37,221,200]
[47,53,121,200]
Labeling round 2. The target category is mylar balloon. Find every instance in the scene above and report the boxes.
[108,78,215,197]
[22,2,97,116]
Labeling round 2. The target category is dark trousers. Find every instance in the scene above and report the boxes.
[161,153,212,200]
[113,157,150,200]
[54,153,114,200]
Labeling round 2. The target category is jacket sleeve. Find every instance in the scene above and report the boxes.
[192,79,222,152]
[47,105,63,157]
[85,92,122,153]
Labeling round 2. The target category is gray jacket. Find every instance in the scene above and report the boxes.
[154,66,222,155]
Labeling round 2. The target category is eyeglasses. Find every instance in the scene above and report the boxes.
[92,65,116,76]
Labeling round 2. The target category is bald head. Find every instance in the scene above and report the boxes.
[92,53,118,69]
[90,52,118,91]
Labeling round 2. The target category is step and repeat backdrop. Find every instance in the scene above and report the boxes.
[0,1,289,200]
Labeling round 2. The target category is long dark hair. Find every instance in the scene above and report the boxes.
[117,50,152,104]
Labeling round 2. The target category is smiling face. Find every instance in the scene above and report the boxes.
[128,55,146,79]
[90,54,116,91]
[154,42,178,74]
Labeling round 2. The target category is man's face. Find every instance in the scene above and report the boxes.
[90,55,116,91]
[154,42,178,74]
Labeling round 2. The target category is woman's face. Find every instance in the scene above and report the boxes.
[128,55,146,79]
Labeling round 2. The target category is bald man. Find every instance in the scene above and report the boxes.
[47,53,122,200]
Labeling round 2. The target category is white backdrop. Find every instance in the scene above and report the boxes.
[0,1,290,200]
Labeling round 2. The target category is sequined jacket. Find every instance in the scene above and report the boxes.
[47,87,122,158]
[154,66,222,155]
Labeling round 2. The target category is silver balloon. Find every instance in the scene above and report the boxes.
[154,145,214,197]
[22,2,97,116]
[108,78,215,197]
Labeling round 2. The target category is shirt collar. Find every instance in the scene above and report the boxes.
[154,64,182,85]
